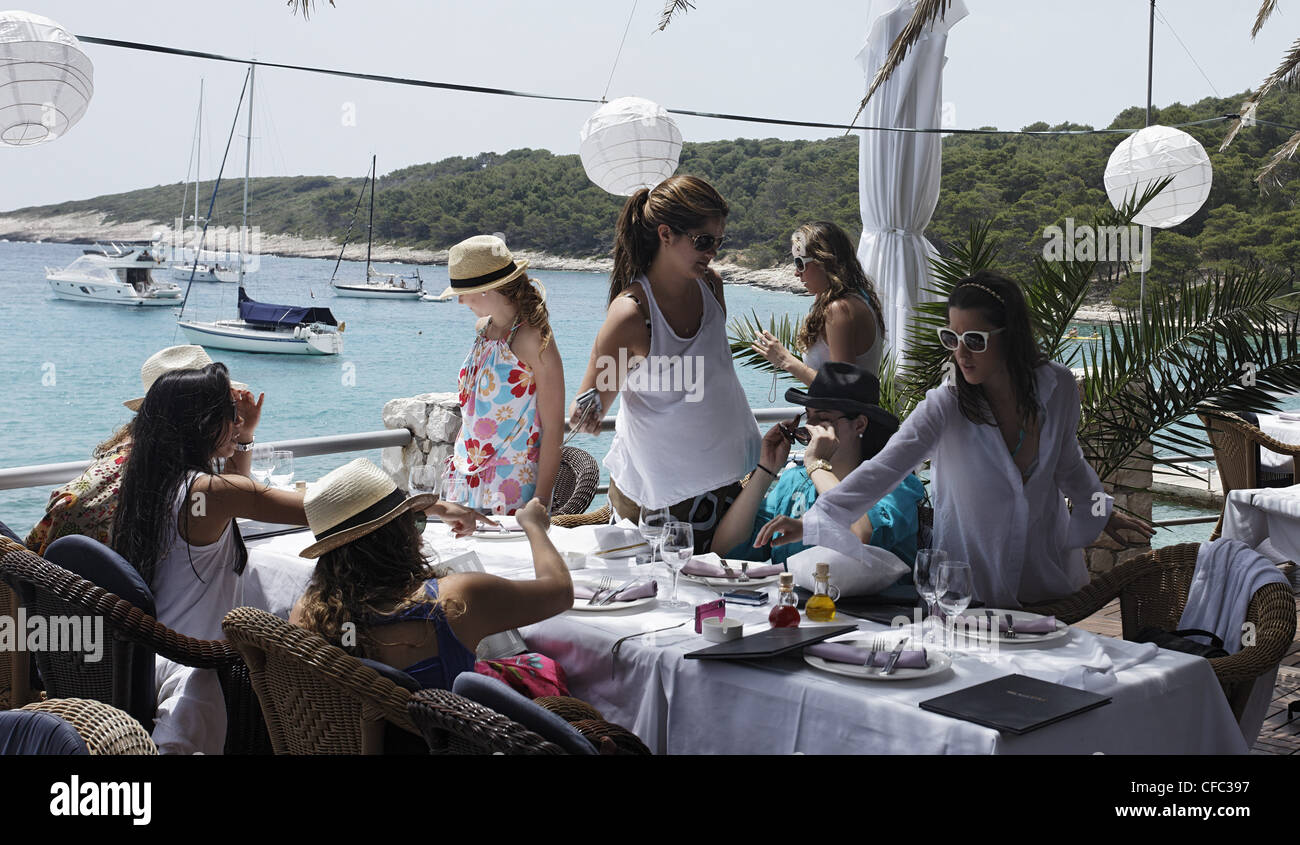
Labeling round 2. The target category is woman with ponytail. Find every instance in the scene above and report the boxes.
[568,175,760,550]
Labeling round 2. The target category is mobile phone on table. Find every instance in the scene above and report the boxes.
[723,589,768,606]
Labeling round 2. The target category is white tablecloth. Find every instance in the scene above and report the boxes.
[1220,485,1300,563]
[244,524,1247,755]
[1257,413,1300,471]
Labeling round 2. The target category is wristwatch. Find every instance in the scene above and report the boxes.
[234,439,255,452]
[806,458,833,476]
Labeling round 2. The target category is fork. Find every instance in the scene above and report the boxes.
[586,575,613,606]
[1004,612,1017,639]
[863,635,886,672]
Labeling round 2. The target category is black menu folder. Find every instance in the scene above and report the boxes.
[684,625,856,660]
[918,673,1111,735]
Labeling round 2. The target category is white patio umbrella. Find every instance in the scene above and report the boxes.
[855,0,966,369]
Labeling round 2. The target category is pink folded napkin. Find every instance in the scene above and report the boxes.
[681,557,784,579]
[573,580,658,602]
[955,613,1059,634]
[806,642,929,669]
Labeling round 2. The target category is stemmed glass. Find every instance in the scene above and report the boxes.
[268,450,294,489]
[659,521,693,608]
[249,444,274,486]
[936,561,973,644]
[440,472,472,556]
[407,465,442,564]
[913,548,947,640]
[638,505,670,568]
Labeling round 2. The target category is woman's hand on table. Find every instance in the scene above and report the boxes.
[802,423,838,463]
[430,501,497,538]
[755,514,804,548]
[515,497,551,533]
[1103,510,1155,547]
[751,330,796,373]
[759,419,795,472]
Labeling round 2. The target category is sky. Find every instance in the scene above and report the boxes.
[1,0,1294,209]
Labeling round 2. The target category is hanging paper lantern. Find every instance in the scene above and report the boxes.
[0,11,94,147]
[579,96,682,196]
[1103,125,1212,228]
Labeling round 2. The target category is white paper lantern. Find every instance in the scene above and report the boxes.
[0,10,94,147]
[1103,125,1212,228]
[579,96,682,196]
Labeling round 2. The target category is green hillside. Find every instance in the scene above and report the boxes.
[10,86,1299,305]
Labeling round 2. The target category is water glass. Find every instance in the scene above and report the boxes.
[269,450,294,488]
[638,505,670,566]
[408,465,441,498]
[441,472,468,506]
[659,521,693,608]
[250,444,274,485]
[936,561,973,623]
[913,548,946,636]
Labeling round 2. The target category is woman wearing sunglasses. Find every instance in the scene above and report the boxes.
[711,362,924,570]
[750,222,887,384]
[567,174,760,550]
[756,270,1152,609]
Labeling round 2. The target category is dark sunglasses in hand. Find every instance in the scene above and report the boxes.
[677,230,726,252]
[778,417,812,445]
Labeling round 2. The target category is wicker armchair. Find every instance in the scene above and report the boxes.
[21,698,157,755]
[406,687,566,754]
[222,606,422,754]
[531,695,652,754]
[0,536,269,754]
[551,446,600,516]
[1024,542,1297,723]
[1200,411,1300,540]
[552,504,612,528]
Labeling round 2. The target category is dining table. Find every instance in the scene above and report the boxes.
[1256,412,1300,474]
[242,521,1249,755]
[1219,484,1300,564]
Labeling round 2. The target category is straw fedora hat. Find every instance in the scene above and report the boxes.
[299,458,436,558]
[124,345,247,411]
[438,234,533,298]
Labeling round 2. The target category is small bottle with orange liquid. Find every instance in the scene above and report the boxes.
[768,572,801,628]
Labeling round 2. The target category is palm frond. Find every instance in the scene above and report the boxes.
[877,347,903,420]
[657,1,695,31]
[286,0,334,18]
[1254,126,1300,190]
[850,0,954,127]
[728,309,801,379]
[1220,36,1300,150]
[1252,0,1279,38]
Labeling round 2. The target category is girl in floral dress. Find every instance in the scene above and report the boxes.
[441,236,563,515]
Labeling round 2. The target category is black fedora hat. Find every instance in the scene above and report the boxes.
[785,362,899,434]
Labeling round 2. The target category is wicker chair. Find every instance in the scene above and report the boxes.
[551,446,600,516]
[0,536,269,754]
[21,698,157,755]
[1200,411,1300,540]
[222,606,423,754]
[406,687,567,754]
[1024,542,1297,724]
[552,504,612,529]
[0,521,20,710]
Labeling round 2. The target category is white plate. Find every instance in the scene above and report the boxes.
[570,579,656,612]
[803,637,954,681]
[680,563,781,589]
[472,515,531,540]
[954,608,1070,644]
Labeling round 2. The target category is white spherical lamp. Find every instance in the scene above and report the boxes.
[1103,125,1212,228]
[0,10,94,147]
[579,96,682,196]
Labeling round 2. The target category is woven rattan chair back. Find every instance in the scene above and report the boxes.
[552,446,600,516]
[405,687,565,754]
[222,606,419,754]
[21,698,157,755]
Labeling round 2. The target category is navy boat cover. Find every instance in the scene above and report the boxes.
[237,287,338,327]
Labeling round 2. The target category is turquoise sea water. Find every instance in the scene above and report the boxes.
[0,240,809,533]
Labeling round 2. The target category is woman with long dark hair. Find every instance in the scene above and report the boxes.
[750,221,887,383]
[756,271,1152,608]
[566,174,760,550]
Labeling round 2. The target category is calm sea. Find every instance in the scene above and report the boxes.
[0,239,1230,548]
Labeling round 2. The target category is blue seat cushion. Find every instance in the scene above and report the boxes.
[45,535,155,616]
[452,672,596,755]
[0,519,20,543]
[359,657,421,693]
[0,710,88,755]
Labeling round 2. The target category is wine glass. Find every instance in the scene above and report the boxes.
[250,444,274,486]
[913,548,947,639]
[638,505,670,568]
[659,521,694,608]
[408,465,441,498]
[936,561,973,642]
[269,450,294,488]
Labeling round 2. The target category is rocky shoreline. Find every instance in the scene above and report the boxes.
[0,211,1133,318]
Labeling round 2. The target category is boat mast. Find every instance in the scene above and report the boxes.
[365,154,375,276]
[195,78,202,246]
[240,64,255,288]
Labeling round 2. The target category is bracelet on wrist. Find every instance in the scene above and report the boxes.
[234,439,255,452]
[755,463,777,479]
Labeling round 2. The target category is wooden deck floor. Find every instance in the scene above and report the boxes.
[1072,593,1300,755]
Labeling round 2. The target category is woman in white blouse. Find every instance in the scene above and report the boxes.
[749,222,886,383]
[756,271,1152,608]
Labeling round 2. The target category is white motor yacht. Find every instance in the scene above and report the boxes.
[46,246,183,306]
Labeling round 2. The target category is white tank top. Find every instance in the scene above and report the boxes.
[604,276,761,509]
[802,293,882,377]
[151,473,241,641]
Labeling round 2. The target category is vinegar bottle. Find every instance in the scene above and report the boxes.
[768,572,801,628]
[805,562,838,622]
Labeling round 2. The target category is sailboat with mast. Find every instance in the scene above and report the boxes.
[177,66,344,356]
[329,155,424,299]
[171,81,242,284]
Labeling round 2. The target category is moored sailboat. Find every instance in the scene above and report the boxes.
[330,155,423,299]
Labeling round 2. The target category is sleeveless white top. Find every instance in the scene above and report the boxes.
[604,276,761,509]
[802,293,882,377]
[151,473,241,641]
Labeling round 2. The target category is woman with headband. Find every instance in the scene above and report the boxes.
[756,270,1152,608]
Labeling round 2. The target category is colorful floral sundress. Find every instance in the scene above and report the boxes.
[445,318,540,514]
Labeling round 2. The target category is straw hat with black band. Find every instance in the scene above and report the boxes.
[124,345,248,411]
[438,234,544,300]
[784,361,899,435]
[300,458,436,559]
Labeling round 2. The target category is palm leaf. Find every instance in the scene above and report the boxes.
[1220,35,1300,151]
[728,308,801,379]
[850,0,955,127]
[657,1,695,31]
[286,0,334,17]
[1253,0,1280,38]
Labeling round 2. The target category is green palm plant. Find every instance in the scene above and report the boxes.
[727,308,801,379]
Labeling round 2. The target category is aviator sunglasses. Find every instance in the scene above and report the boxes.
[676,230,727,252]
[937,326,1005,353]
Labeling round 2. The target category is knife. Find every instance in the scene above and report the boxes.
[1005,612,1017,639]
[595,577,641,606]
[881,636,910,675]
